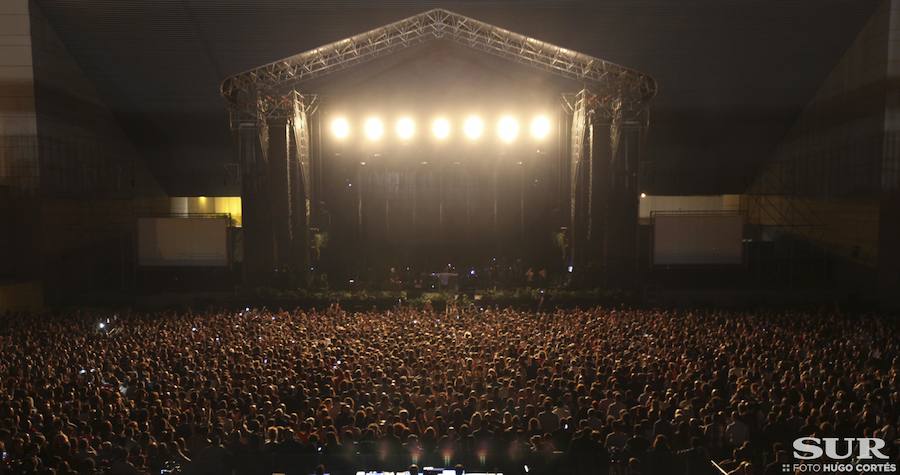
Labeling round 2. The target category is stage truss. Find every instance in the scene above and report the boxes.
[221,8,657,285]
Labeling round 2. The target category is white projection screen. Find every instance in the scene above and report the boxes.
[653,214,744,265]
[138,217,229,267]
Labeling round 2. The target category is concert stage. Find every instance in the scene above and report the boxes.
[219,9,656,290]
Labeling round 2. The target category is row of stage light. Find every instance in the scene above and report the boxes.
[329,114,552,143]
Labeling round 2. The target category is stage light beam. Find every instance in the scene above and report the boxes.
[498,116,519,143]
[530,115,551,141]
[396,117,415,141]
[330,117,350,140]
[363,117,384,141]
[431,117,451,140]
[463,115,484,141]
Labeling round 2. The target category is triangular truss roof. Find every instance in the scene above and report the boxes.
[220,8,656,113]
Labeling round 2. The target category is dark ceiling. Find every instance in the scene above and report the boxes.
[32,0,879,195]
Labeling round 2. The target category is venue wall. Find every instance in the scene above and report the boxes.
[2,0,169,302]
[744,0,900,302]
[0,0,40,286]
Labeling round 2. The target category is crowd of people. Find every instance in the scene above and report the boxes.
[0,305,896,474]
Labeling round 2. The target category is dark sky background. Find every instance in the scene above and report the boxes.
[33,0,879,195]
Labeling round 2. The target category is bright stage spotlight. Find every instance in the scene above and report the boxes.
[363,117,384,141]
[330,117,350,140]
[463,115,484,141]
[530,115,551,141]
[395,117,415,141]
[431,117,451,141]
[497,115,519,143]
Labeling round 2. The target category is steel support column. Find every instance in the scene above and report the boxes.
[289,98,312,284]
[605,121,641,289]
[266,119,292,280]
[568,89,591,273]
[571,95,643,289]
[239,121,275,285]
[587,112,615,286]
